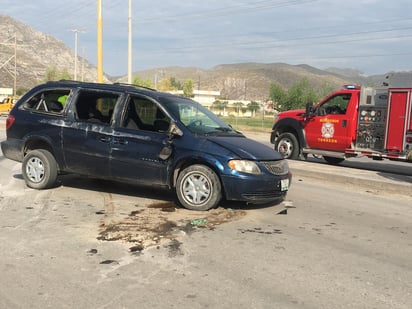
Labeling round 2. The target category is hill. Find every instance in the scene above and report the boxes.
[0,14,101,92]
[120,62,353,100]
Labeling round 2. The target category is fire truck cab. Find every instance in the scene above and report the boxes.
[271,73,412,164]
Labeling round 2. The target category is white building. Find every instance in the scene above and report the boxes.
[169,89,271,117]
[0,88,13,101]
[169,89,220,106]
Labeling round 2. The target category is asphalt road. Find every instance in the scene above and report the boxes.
[0,168,410,308]
[0,116,411,308]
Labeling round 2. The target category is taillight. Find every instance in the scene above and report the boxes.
[5,114,15,130]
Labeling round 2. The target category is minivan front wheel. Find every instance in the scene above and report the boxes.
[22,149,58,189]
[176,165,222,211]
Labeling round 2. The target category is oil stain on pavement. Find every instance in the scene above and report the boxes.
[97,201,246,252]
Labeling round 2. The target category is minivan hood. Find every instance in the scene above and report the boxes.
[205,136,284,160]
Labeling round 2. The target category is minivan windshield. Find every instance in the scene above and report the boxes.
[159,96,240,136]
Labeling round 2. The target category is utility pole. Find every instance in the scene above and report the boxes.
[127,0,132,84]
[97,0,103,82]
[70,29,85,80]
[81,48,86,81]
[0,32,26,96]
[13,35,17,95]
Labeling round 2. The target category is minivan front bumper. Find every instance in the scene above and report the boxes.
[221,172,291,204]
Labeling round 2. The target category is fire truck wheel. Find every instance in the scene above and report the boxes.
[323,156,345,165]
[275,133,299,160]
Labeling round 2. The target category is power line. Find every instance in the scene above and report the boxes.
[28,2,93,30]
[135,0,319,24]
[160,16,412,44]
[137,26,412,54]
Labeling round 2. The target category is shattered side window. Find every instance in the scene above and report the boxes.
[23,89,71,114]
[121,96,170,132]
[74,90,120,125]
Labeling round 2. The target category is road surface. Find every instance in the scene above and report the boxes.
[0,116,411,308]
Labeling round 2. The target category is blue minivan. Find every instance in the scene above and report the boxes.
[1,81,291,211]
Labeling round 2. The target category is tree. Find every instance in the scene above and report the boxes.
[170,77,182,90]
[44,65,59,81]
[269,83,287,111]
[16,87,28,96]
[183,79,194,98]
[270,78,321,112]
[284,78,318,111]
[318,82,336,98]
[133,76,154,88]
[60,68,72,80]
[43,66,73,82]
[157,78,172,91]
[233,102,244,116]
[212,100,228,115]
[247,101,260,117]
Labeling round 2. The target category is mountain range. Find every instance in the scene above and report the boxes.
[0,14,400,100]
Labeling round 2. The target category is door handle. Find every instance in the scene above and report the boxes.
[99,136,111,143]
[113,138,128,145]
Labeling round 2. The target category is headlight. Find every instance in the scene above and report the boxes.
[228,160,261,175]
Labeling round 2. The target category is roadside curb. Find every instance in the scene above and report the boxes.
[288,160,412,198]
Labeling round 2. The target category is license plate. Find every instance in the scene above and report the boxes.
[280,179,289,191]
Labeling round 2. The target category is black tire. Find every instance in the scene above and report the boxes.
[275,133,299,160]
[176,165,222,211]
[22,149,58,189]
[323,156,345,165]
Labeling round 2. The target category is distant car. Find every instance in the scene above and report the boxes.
[1,81,291,211]
[0,97,16,113]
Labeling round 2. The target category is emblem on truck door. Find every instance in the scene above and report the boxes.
[321,122,335,138]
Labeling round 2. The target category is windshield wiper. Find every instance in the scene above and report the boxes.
[214,127,233,132]
[204,127,238,136]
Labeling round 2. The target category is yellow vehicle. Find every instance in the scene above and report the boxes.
[0,97,16,113]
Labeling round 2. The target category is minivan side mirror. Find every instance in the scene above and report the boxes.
[168,121,183,137]
[158,121,183,161]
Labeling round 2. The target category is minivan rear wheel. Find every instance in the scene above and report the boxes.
[22,149,58,189]
[176,165,222,211]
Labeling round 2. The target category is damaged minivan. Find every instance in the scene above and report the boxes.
[1,81,291,210]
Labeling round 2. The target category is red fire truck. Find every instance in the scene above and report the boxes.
[270,73,412,164]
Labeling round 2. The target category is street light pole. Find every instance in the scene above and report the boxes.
[128,0,132,84]
[97,0,103,82]
[74,30,78,80]
[14,34,17,95]
[70,29,84,80]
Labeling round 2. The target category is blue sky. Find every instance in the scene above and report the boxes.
[3,0,412,76]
